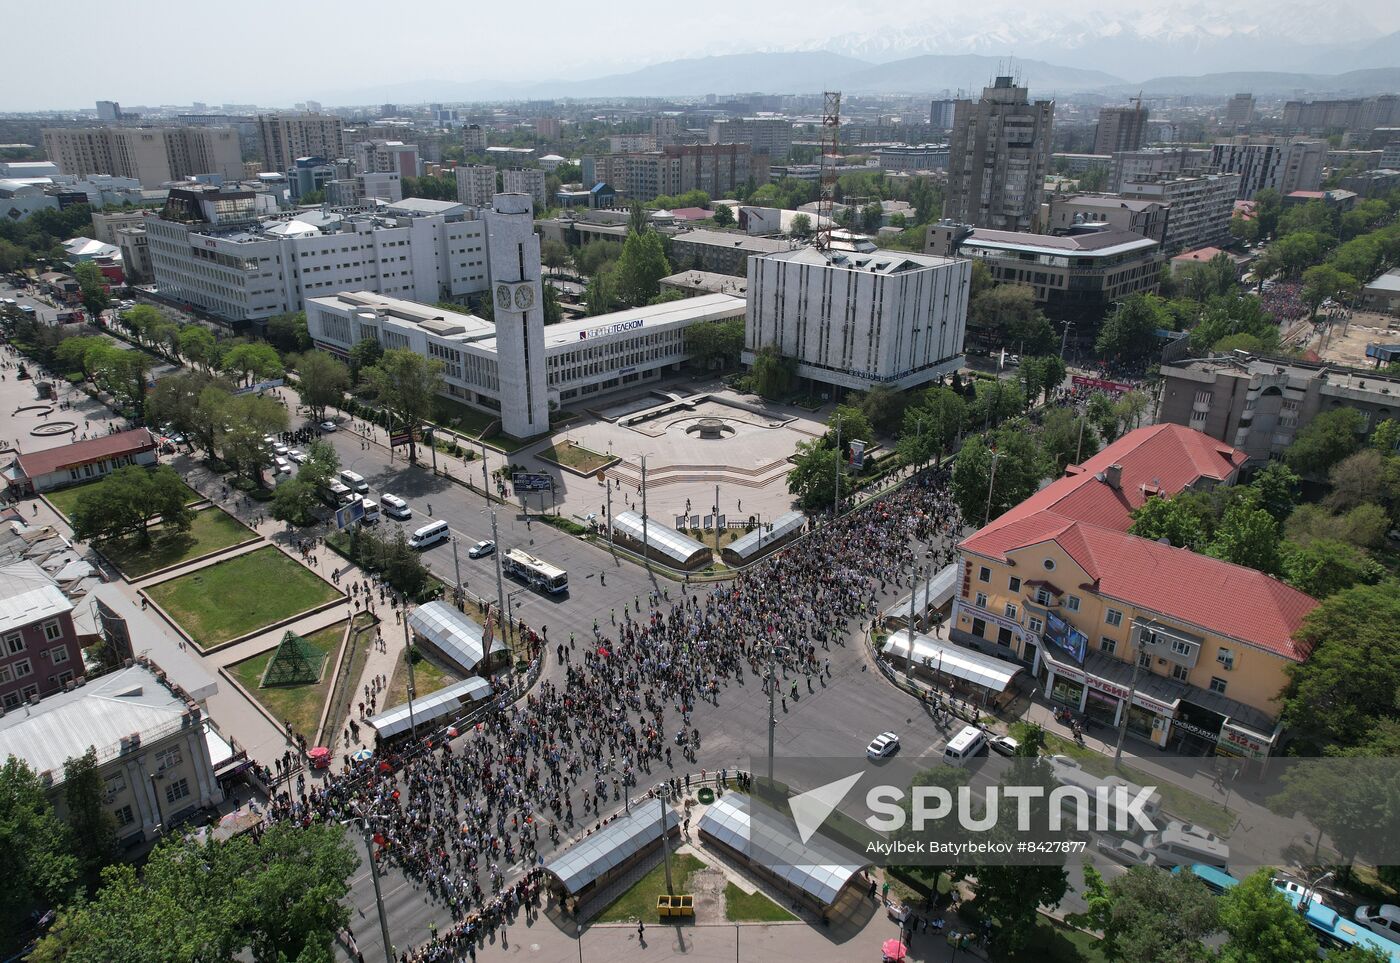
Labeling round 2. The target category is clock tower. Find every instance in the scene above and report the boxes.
[485,193,549,439]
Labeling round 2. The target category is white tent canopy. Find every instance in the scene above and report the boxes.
[882,629,1021,693]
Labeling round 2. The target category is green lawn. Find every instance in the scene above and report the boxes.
[229,621,347,740]
[992,917,1107,963]
[430,396,498,438]
[385,648,461,708]
[146,547,341,648]
[723,883,796,922]
[98,507,254,577]
[595,853,706,923]
[538,440,612,474]
[47,474,201,520]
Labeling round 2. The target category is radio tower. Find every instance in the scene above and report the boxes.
[816,90,841,252]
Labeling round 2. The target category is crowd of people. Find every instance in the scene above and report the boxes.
[255,466,965,962]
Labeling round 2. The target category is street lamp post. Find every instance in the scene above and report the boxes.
[483,507,508,652]
[983,449,1000,527]
[1114,620,1153,766]
[451,534,463,608]
[832,415,842,520]
[402,613,417,740]
[479,440,490,502]
[656,783,674,895]
[343,817,395,963]
[765,643,790,784]
[639,454,650,572]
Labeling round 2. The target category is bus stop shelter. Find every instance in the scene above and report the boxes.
[408,601,509,675]
[542,796,680,914]
[882,629,1023,708]
[883,563,958,630]
[610,511,711,569]
[366,676,494,741]
[721,511,806,566]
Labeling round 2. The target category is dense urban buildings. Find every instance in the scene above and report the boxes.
[876,144,950,172]
[1118,171,1242,252]
[1109,146,1213,192]
[707,117,793,161]
[745,243,970,392]
[1093,103,1148,156]
[582,144,763,202]
[929,98,956,130]
[1157,353,1400,465]
[1224,93,1256,126]
[455,164,497,207]
[501,168,547,212]
[1282,95,1400,134]
[944,76,1054,232]
[256,112,345,172]
[926,221,1162,320]
[41,126,243,188]
[1045,195,1169,245]
[668,229,793,276]
[954,424,1315,759]
[1209,137,1327,199]
[349,139,419,179]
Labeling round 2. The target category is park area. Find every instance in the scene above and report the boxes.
[229,622,347,740]
[45,474,201,520]
[594,852,795,924]
[145,546,342,649]
[95,507,255,578]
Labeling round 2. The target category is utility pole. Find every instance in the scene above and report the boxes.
[402,613,417,739]
[606,482,614,555]
[1115,622,1148,766]
[427,425,438,476]
[347,820,394,963]
[713,483,720,558]
[451,535,463,608]
[1059,320,1073,359]
[488,508,507,650]
[640,454,650,572]
[983,449,1000,527]
[1075,412,1087,465]
[832,415,842,520]
[766,643,778,784]
[656,783,674,894]
[479,439,490,502]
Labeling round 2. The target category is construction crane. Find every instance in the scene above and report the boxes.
[816,90,841,253]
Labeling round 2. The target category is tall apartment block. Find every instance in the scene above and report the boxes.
[707,117,792,162]
[501,168,547,213]
[944,77,1054,232]
[456,165,497,207]
[1093,104,1148,156]
[41,126,243,188]
[930,99,956,130]
[462,124,487,153]
[1225,94,1255,127]
[257,113,345,172]
[1209,137,1327,198]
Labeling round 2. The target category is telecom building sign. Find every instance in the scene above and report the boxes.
[579,318,644,340]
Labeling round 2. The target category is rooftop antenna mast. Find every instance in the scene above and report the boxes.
[817,90,841,252]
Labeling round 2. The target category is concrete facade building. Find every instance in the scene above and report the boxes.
[501,168,547,212]
[651,116,680,146]
[1046,195,1168,245]
[707,117,792,161]
[1225,93,1256,127]
[584,144,762,202]
[669,229,793,276]
[609,134,656,153]
[0,560,84,709]
[350,139,418,179]
[95,100,121,122]
[745,245,970,392]
[90,208,154,245]
[1094,104,1148,156]
[116,225,151,281]
[455,164,497,208]
[41,126,243,188]
[147,187,489,326]
[930,99,956,130]
[1282,96,1400,134]
[1118,171,1242,253]
[535,117,561,141]
[1158,353,1400,466]
[877,144,950,172]
[1209,137,1327,199]
[926,221,1162,320]
[462,124,487,153]
[944,77,1054,232]
[1109,147,1213,192]
[0,663,224,844]
[257,113,345,173]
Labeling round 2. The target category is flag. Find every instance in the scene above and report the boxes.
[373,832,386,847]
[597,646,611,657]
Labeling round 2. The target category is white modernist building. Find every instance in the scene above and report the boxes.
[745,245,970,392]
[306,287,745,437]
[147,186,490,324]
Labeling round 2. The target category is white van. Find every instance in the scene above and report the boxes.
[380,493,411,520]
[408,519,449,549]
[325,480,356,506]
[339,470,369,494]
[1142,829,1230,870]
[942,726,987,767]
[359,498,381,524]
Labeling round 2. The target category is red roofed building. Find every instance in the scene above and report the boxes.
[953,424,1316,759]
[5,428,157,495]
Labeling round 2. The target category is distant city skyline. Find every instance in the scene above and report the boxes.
[6,0,1400,112]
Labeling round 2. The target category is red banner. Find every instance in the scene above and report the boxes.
[1071,375,1134,396]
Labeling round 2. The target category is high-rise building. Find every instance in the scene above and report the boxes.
[95,100,121,122]
[462,124,487,153]
[1281,96,1400,134]
[501,168,547,212]
[455,165,497,207]
[1209,137,1327,198]
[930,99,956,130]
[534,117,561,141]
[1118,171,1243,253]
[652,116,680,147]
[585,144,764,202]
[944,77,1054,232]
[1094,104,1148,155]
[41,126,243,188]
[483,194,549,438]
[350,139,419,179]
[1225,94,1255,127]
[257,113,345,173]
[1109,147,1213,192]
[707,117,792,161]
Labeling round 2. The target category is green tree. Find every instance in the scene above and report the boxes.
[1039,406,1100,475]
[146,371,226,453]
[1285,407,1364,477]
[711,204,734,227]
[1371,417,1400,454]
[53,335,106,381]
[1095,293,1167,363]
[298,440,340,493]
[1270,231,1331,278]
[1208,502,1282,574]
[1249,461,1300,523]
[367,348,443,462]
[270,476,321,527]
[264,311,310,354]
[219,393,288,485]
[1300,263,1358,319]
[683,317,745,370]
[856,386,907,437]
[294,350,349,422]
[219,342,283,386]
[120,304,161,344]
[62,747,117,891]
[970,284,1038,342]
[786,440,845,513]
[1286,502,1390,551]
[1070,865,1217,962]
[612,229,671,307]
[347,337,383,383]
[542,281,564,323]
[70,465,193,546]
[177,326,216,371]
[748,344,795,399]
[1324,448,1400,516]
[585,268,617,315]
[73,261,109,321]
[951,425,1043,526]
[1282,538,1383,598]
[827,404,874,452]
[790,213,812,237]
[1217,868,1322,963]
[969,377,1025,430]
[0,758,78,947]
[1282,579,1400,751]
[540,238,570,274]
[1129,495,1210,549]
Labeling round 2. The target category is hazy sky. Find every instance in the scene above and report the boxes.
[7,0,1398,111]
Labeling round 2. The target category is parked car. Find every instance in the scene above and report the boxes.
[1097,837,1157,867]
[866,731,900,759]
[1355,904,1400,941]
[273,456,291,474]
[288,449,308,464]
[319,420,338,432]
[468,539,495,559]
[988,735,1020,757]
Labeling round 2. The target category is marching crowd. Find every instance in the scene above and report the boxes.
[256,467,965,962]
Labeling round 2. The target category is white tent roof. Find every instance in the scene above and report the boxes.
[882,629,1021,693]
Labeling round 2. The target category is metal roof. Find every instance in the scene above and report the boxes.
[883,563,959,621]
[408,601,506,673]
[544,797,678,895]
[610,511,710,566]
[366,676,494,740]
[724,511,807,563]
[882,630,1022,693]
[698,792,869,907]
[0,559,72,635]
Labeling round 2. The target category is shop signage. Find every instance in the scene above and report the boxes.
[1220,725,1271,758]
[1172,717,1222,741]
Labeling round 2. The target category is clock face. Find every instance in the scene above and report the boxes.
[495,284,512,309]
[514,285,535,310]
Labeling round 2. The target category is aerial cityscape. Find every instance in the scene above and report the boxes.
[3,1,1400,960]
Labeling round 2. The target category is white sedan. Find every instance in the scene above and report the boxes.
[866,731,900,759]
[319,420,338,432]
[287,449,308,464]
